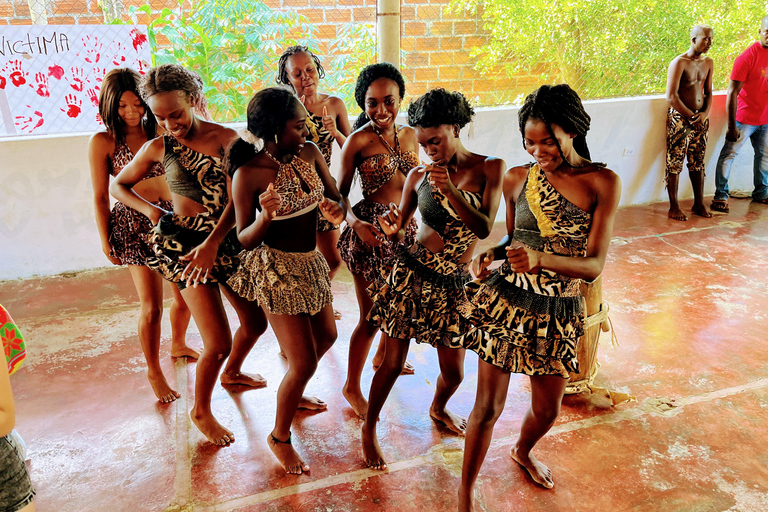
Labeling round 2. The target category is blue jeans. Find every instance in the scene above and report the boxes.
[714,121,768,201]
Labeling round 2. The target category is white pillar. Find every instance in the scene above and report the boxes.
[377,0,400,67]
[27,0,48,25]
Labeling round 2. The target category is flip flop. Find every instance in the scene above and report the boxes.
[753,197,768,204]
[710,200,729,213]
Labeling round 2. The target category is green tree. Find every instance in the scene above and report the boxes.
[456,0,768,101]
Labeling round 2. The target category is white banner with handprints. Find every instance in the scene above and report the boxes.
[0,25,151,137]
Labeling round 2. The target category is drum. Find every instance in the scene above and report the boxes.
[566,275,611,394]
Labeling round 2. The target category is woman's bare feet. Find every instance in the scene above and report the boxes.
[510,445,554,489]
[268,432,309,474]
[361,427,387,470]
[668,206,687,221]
[298,395,327,411]
[220,370,267,388]
[342,386,368,419]
[372,360,415,375]
[147,371,180,403]
[429,407,467,435]
[691,203,713,218]
[191,411,234,446]
[171,344,200,359]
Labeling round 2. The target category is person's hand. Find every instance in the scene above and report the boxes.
[471,249,495,279]
[319,197,344,226]
[321,105,338,138]
[148,205,170,226]
[180,240,218,287]
[421,163,457,197]
[101,242,121,265]
[506,243,540,273]
[259,183,282,220]
[726,125,740,142]
[354,220,385,247]
[689,113,701,125]
[377,202,402,237]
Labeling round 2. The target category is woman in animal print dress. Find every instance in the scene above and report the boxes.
[458,85,621,510]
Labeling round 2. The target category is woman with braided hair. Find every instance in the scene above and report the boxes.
[458,84,621,507]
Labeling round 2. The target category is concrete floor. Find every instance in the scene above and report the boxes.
[2,197,768,512]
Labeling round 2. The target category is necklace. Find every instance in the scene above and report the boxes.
[371,124,409,173]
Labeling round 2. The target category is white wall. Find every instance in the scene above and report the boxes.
[0,93,758,280]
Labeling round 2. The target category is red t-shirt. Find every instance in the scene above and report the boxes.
[731,41,768,125]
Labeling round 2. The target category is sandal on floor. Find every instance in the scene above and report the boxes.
[710,200,729,213]
[753,197,768,204]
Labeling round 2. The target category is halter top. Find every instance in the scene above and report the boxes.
[306,111,334,167]
[358,126,419,196]
[417,176,483,261]
[262,150,325,221]
[110,139,164,180]
[162,134,228,216]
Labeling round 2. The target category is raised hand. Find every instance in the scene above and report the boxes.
[259,183,282,220]
[470,249,495,279]
[424,163,456,196]
[377,202,402,237]
[506,243,540,274]
[321,105,337,137]
[319,197,344,226]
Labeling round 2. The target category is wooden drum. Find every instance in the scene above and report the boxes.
[566,275,611,394]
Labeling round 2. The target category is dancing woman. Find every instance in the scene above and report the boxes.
[458,85,621,510]
[277,46,351,302]
[362,88,505,469]
[88,67,195,404]
[336,63,421,418]
[110,64,268,446]
[227,87,345,474]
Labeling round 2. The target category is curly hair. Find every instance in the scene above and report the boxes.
[98,67,156,143]
[518,84,596,163]
[227,87,302,176]
[139,64,211,120]
[276,45,326,87]
[407,88,474,129]
[352,62,406,129]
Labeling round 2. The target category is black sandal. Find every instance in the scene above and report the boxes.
[710,200,729,213]
[271,432,292,445]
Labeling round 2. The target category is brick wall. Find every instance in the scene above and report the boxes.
[0,0,537,107]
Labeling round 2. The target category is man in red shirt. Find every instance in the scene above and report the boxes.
[712,16,768,212]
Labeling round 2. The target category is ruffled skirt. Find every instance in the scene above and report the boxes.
[109,199,173,266]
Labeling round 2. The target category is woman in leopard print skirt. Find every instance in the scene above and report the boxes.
[458,85,622,509]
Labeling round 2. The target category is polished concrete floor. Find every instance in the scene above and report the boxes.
[2,197,768,512]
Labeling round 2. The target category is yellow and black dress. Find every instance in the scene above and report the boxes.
[367,176,481,348]
[460,164,592,377]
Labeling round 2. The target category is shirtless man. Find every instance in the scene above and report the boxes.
[665,24,714,221]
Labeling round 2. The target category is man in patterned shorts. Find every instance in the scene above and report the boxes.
[664,24,714,221]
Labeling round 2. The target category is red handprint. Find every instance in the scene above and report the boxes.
[31,72,49,97]
[67,67,85,92]
[135,59,148,75]
[130,29,147,51]
[15,106,44,133]
[86,88,100,107]
[48,64,65,80]
[112,43,128,66]
[92,67,106,84]
[80,35,103,63]
[7,60,28,87]
[61,94,82,118]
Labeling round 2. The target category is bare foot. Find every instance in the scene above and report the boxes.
[691,204,713,218]
[342,386,368,419]
[333,309,342,320]
[298,395,327,411]
[372,360,415,375]
[171,344,200,360]
[361,427,387,470]
[668,206,687,221]
[147,371,180,403]
[510,445,554,489]
[220,370,267,388]
[191,411,234,446]
[429,408,467,435]
[268,432,309,474]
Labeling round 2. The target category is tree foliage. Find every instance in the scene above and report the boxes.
[457,0,768,101]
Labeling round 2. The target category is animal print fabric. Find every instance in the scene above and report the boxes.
[665,107,709,184]
[109,199,173,266]
[337,198,418,283]
[367,241,472,348]
[460,164,592,377]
